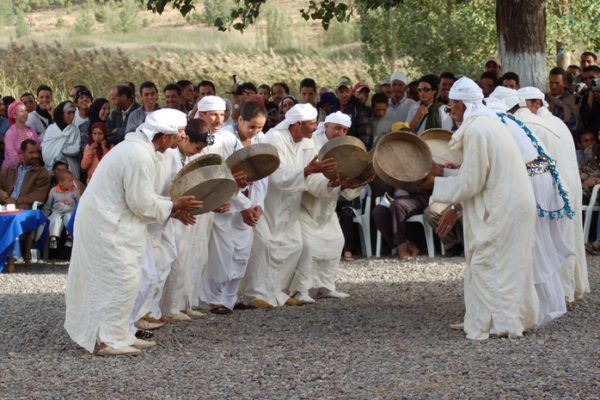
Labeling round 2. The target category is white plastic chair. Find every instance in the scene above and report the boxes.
[582,184,600,242]
[374,196,440,258]
[352,185,372,258]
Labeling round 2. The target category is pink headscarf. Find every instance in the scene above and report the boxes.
[7,101,24,125]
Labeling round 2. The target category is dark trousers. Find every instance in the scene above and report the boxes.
[372,193,430,248]
[336,198,361,252]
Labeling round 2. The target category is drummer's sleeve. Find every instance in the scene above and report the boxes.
[123,154,173,225]
[250,177,268,210]
[432,129,489,204]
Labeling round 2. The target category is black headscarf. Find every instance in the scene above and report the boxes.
[87,98,109,134]
[53,101,76,130]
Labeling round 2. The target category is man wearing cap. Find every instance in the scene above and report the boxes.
[486,86,574,327]
[431,77,538,340]
[517,87,589,302]
[288,112,364,303]
[386,71,416,123]
[241,103,336,308]
[335,76,374,149]
[64,108,203,356]
[353,82,370,105]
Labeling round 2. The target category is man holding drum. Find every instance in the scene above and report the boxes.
[240,103,337,308]
[64,108,203,356]
[430,77,539,340]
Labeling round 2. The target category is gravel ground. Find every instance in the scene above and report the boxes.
[0,256,598,399]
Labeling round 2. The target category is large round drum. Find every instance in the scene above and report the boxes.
[171,154,238,215]
[226,143,280,182]
[318,136,368,180]
[420,128,463,166]
[373,131,432,187]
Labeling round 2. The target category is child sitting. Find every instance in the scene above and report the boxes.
[43,170,80,249]
[81,122,110,183]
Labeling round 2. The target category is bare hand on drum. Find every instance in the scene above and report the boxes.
[171,210,197,225]
[233,170,250,188]
[241,207,260,227]
[214,202,231,213]
[431,162,445,177]
[341,175,375,190]
[304,156,337,177]
[172,195,203,213]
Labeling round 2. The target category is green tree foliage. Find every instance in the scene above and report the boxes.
[0,0,15,26]
[358,0,495,80]
[200,0,236,26]
[546,0,600,55]
[15,12,30,38]
[106,0,141,33]
[71,0,96,34]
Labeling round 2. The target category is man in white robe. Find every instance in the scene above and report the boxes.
[240,104,336,308]
[486,87,573,327]
[289,112,364,303]
[431,77,539,340]
[199,100,268,313]
[516,87,590,302]
[64,109,202,356]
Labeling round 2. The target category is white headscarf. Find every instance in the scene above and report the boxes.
[390,71,408,84]
[449,77,494,120]
[274,103,318,130]
[324,111,352,128]
[517,87,549,108]
[198,96,226,112]
[485,86,520,111]
[137,108,187,141]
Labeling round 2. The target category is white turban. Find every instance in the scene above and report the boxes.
[449,77,495,120]
[485,86,520,111]
[198,95,226,112]
[517,87,549,108]
[390,71,408,84]
[324,111,352,128]
[274,103,318,130]
[138,108,187,141]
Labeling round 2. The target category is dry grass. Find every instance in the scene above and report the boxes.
[0,41,371,100]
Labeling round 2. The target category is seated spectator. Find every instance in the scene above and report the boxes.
[279,95,298,117]
[79,98,110,155]
[581,65,600,134]
[27,84,54,140]
[125,81,160,134]
[438,72,456,104]
[372,182,431,260]
[501,72,520,90]
[107,84,139,145]
[81,122,110,184]
[43,170,79,250]
[20,92,36,113]
[424,202,463,257]
[51,159,85,194]
[335,76,374,149]
[478,71,498,97]
[1,101,40,171]
[0,140,51,266]
[42,101,81,180]
[407,74,453,135]
[577,129,596,165]
[546,67,581,138]
[371,93,392,145]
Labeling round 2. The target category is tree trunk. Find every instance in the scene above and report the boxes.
[496,0,547,89]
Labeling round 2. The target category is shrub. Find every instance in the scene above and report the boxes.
[15,13,29,38]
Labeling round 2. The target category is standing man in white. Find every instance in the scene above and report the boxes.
[240,104,336,308]
[64,109,202,356]
[431,78,539,340]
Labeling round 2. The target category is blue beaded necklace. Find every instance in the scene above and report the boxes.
[496,112,575,220]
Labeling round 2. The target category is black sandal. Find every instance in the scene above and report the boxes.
[135,330,154,339]
[210,306,233,315]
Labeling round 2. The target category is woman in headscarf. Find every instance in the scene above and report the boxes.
[1,101,40,171]
[42,101,81,179]
[79,98,110,153]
